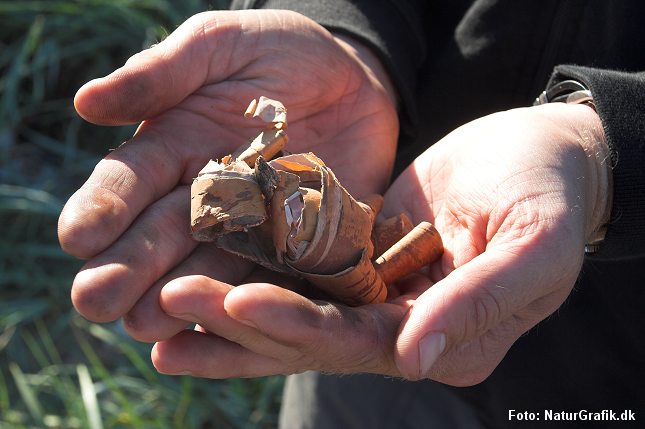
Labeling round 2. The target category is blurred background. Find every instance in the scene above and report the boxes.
[0,1,284,427]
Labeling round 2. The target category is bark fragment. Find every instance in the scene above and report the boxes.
[190,97,443,305]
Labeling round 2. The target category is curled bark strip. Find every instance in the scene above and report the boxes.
[272,153,376,275]
[295,249,387,306]
[375,222,444,285]
[190,97,444,306]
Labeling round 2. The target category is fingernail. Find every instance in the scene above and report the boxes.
[418,332,446,376]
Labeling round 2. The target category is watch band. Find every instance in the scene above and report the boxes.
[534,79,595,110]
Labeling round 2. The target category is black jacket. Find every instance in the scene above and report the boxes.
[232,1,645,427]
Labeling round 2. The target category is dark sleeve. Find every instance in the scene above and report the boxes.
[230,0,428,124]
[548,65,645,260]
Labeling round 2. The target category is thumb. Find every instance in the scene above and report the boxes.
[394,242,580,385]
[74,11,259,125]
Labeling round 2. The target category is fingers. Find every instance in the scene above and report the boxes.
[224,283,405,374]
[74,11,234,125]
[155,276,409,377]
[152,331,287,379]
[73,10,325,126]
[58,111,237,259]
[154,276,302,377]
[58,130,183,258]
[71,186,195,322]
[59,12,256,260]
[394,237,582,385]
[122,244,254,342]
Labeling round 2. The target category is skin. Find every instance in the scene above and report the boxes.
[59,10,612,385]
[59,9,397,334]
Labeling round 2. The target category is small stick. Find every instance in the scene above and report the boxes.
[230,129,288,166]
[225,97,289,166]
[374,221,443,285]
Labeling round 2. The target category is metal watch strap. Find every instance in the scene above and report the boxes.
[534,79,595,108]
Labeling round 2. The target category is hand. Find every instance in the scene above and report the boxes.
[151,103,611,385]
[57,10,398,339]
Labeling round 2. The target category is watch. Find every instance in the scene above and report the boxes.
[534,79,595,110]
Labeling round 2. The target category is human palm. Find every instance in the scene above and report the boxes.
[58,10,397,333]
[150,103,609,385]
[383,105,602,383]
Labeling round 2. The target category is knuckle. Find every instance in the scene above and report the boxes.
[470,287,505,336]
[58,187,125,258]
[121,313,150,341]
[71,278,119,323]
[122,310,185,343]
[323,307,395,374]
[71,259,139,323]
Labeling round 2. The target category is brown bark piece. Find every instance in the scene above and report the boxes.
[190,162,267,241]
[267,169,301,264]
[278,154,375,276]
[375,221,443,285]
[190,96,444,307]
[296,248,388,306]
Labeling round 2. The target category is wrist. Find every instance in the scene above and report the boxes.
[569,104,613,251]
[534,79,613,252]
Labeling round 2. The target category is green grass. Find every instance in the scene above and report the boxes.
[0,1,284,427]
